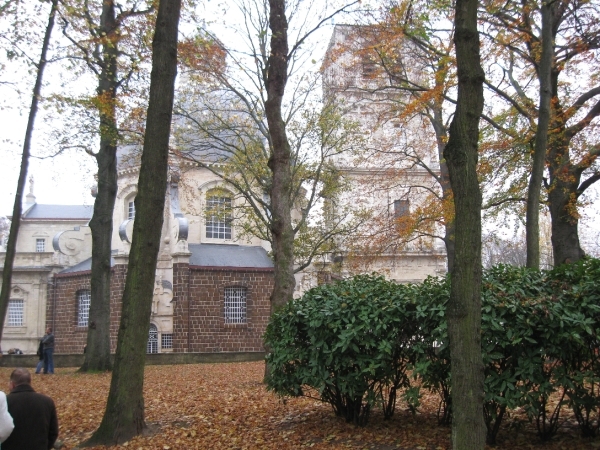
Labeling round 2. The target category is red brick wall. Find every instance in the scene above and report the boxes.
[48,262,272,354]
[173,266,273,353]
[47,264,126,354]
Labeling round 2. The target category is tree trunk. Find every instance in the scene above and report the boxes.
[547,142,586,265]
[525,0,553,269]
[432,109,455,273]
[80,0,119,373]
[82,0,181,444]
[0,0,58,339]
[442,0,486,447]
[265,0,296,311]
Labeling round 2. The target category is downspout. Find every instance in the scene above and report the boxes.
[51,274,57,336]
[187,269,190,352]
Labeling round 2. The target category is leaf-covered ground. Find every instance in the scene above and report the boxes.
[1,362,598,449]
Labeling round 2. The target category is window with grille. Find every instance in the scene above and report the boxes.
[77,290,91,327]
[161,333,173,349]
[36,238,45,252]
[128,200,135,220]
[206,195,232,239]
[224,287,247,324]
[147,324,158,353]
[7,300,23,326]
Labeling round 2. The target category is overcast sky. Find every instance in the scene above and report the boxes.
[0,1,598,251]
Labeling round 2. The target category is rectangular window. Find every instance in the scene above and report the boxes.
[7,300,24,326]
[36,238,45,252]
[161,333,173,349]
[224,287,247,324]
[361,54,377,78]
[77,290,91,327]
[394,199,410,218]
[128,201,135,220]
[206,196,232,239]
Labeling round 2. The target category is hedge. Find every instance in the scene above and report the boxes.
[265,258,600,444]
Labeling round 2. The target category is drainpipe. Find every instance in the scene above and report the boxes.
[187,271,190,352]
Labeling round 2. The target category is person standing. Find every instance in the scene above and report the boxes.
[41,327,54,375]
[3,368,58,450]
[35,338,44,374]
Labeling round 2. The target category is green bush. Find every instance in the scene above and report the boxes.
[265,258,600,442]
[265,275,420,425]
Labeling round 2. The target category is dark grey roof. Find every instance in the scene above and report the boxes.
[59,257,115,274]
[189,244,273,269]
[24,204,93,220]
[59,244,272,274]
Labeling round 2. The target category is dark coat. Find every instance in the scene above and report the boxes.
[4,384,58,450]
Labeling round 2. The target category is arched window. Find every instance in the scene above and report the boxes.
[147,324,158,354]
[205,190,232,240]
[77,290,91,327]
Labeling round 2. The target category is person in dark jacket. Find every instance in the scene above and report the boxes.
[35,338,44,374]
[41,327,55,374]
[3,368,58,450]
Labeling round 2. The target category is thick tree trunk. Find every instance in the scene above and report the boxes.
[265,0,296,311]
[442,0,486,447]
[82,0,180,444]
[547,154,585,265]
[80,0,118,373]
[0,0,57,338]
[525,1,553,269]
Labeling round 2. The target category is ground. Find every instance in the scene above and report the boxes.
[1,362,598,449]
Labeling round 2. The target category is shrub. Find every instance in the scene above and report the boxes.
[265,258,600,442]
[265,275,419,425]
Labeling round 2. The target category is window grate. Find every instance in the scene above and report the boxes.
[224,287,247,324]
[77,290,91,327]
[7,300,23,326]
[36,238,45,252]
[206,196,232,239]
[161,333,173,349]
[147,324,158,353]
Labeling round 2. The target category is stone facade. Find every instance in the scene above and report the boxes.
[0,185,93,353]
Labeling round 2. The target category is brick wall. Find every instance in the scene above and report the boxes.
[173,266,273,353]
[49,262,272,354]
[47,264,127,354]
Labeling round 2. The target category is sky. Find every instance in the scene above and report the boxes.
[0,0,598,251]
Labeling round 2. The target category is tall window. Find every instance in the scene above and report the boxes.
[147,324,158,353]
[206,195,232,239]
[36,238,45,252]
[224,287,247,324]
[128,200,135,220]
[161,333,173,350]
[394,199,410,218]
[77,290,91,327]
[7,300,24,326]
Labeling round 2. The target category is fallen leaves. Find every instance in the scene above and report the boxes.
[0,362,595,449]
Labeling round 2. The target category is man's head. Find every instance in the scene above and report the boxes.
[46,327,52,334]
[9,368,31,390]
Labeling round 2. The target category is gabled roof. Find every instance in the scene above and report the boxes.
[23,204,93,220]
[188,244,273,269]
